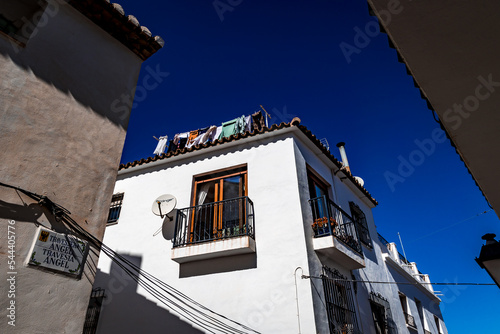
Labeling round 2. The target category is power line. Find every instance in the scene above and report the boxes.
[0,182,260,334]
[407,209,493,244]
[302,275,496,286]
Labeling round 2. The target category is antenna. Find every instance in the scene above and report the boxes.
[398,232,409,263]
[319,138,330,151]
[260,105,271,128]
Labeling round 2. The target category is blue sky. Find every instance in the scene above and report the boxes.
[117,1,500,332]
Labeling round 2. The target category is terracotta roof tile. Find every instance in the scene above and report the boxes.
[67,0,163,60]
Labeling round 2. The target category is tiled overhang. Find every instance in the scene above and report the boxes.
[68,0,163,60]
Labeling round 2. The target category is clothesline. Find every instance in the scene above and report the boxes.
[152,110,266,156]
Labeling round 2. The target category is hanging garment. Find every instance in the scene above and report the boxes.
[252,111,265,131]
[190,126,210,147]
[199,125,217,145]
[167,139,177,153]
[244,115,252,133]
[173,132,189,145]
[153,136,168,155]
[211,126,222,142]
[178,137,188,150]
[235,115,247,135]
[219,118,238,140]
[185,130,199,148]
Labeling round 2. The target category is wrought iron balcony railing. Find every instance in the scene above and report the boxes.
[308,196,362,254]
[404,312,417,328]
[173,196,255,248]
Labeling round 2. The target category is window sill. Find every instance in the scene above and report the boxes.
[171,235,256,263]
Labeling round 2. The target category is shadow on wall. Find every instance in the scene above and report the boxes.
[93,253,202,334]
[0,0,141,129]
[179,253,257,278]
[0,198,70,233]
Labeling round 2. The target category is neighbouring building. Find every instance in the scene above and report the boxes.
[0,0,162,333]
[92,117,447,333]
[365,0,500,288]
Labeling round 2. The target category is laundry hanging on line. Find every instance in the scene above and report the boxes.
[165,110,267,154]
[153,136,168,155]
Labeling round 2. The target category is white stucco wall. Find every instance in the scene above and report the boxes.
[94,127,447,334]
[95,132,318,333]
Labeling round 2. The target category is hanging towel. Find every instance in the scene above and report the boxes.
[219,118,238,140]
[211,126,222,142]
[153,136,168,155]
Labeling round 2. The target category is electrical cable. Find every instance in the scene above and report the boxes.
[0,182,260,334]
[302,275,496,286]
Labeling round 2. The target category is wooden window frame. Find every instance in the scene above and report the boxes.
[190,165,248,241]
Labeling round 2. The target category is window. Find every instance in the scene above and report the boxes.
[415,298,429,332]
[307,168,329,200]
[349,202,371,247]
[434,315,442,334]
[107,193,124,226]
[307,168,332,235]
[321,266,361,334]
[0,0,46,45]
[83,288,105,334]
[369,292,396,334]
[190,165,248,243]
[399,293,417,329]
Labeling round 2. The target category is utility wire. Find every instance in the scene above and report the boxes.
[302,275,496,286]
[0,182,260,334]
[407,209,493,244]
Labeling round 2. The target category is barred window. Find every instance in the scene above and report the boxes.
[321,266,361,334]
[107,193,124,225]
[369,292,396,334]
[349,202,371,247]
[83,288,105,334]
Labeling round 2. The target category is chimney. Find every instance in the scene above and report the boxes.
[482,233,498,246]
[336,142,350,173]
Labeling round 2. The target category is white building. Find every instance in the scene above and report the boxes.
[92,118,447,334]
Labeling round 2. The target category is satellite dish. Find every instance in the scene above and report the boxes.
[354,176,365,187]
[152,194,177,218]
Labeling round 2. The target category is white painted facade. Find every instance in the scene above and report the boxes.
[94,124,448,334]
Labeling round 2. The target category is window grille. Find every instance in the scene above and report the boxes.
[82,288,105,334]
[107,193,124,225]
[321,266,361,334]
[349,202,371,247]
[369,292,397,334]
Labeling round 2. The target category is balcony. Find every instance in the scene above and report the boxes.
[308,196,364,269]
[171,196,255,263]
